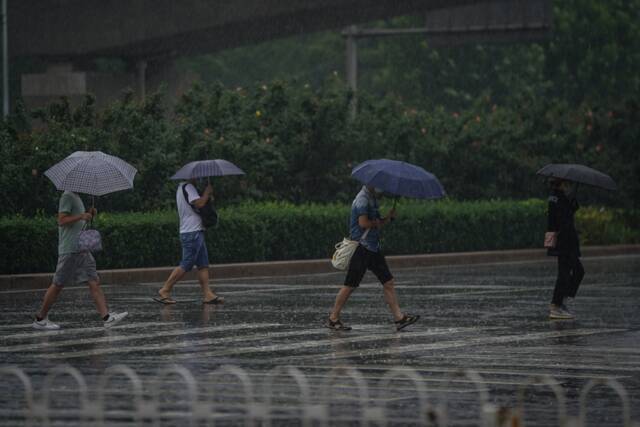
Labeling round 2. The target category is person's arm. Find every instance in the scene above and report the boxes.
[187,183,213,209]
[359,207,397,229]
[547,196,559,232]
[358,209,396,228]
[57,211,93,227]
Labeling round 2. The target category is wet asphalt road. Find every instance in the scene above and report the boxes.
[0,254,638,426]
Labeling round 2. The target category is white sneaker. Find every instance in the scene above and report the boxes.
[549,304,575,320]
[32,316,60,330]
[104,312,128,328]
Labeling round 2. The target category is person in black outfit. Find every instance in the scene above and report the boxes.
[547,179,584,319]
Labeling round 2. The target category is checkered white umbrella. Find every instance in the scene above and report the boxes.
[44,151,137,196]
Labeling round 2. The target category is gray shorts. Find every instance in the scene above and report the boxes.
[52,252,99,287]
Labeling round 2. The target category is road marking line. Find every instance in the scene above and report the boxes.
[1,323,280,353]
[166,327,498,361]
[302,328,627,361]
[1,321,182,341]
[43,327,479,360]
[41,327,344,360]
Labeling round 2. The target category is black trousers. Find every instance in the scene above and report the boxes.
[551,255,584,305]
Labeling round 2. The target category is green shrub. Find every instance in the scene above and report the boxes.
[1,199,636,274]
[1,80,639,217]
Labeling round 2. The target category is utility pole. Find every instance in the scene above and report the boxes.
[2,0,8,118]
[345,25,358,118]
[136,59,147,101]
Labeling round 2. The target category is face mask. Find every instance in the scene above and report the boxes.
[373,187,384,195]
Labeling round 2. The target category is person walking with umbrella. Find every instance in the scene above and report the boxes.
[154,159,244,305]
[33,151,135,330]
[325,159,445,331]
[538,164,617,320]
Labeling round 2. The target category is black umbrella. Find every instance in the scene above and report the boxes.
[536,163,616,191]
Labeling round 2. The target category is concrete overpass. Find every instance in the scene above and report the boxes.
[8,0,551,109]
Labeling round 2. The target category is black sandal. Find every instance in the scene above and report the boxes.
[324,318,352,331]
[203,296,224,305]
[395,314,420,331]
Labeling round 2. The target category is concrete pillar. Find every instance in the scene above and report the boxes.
[345,25,358,118]
[136,59,147,101]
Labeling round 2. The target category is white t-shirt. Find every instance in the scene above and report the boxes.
[177,183,203,234]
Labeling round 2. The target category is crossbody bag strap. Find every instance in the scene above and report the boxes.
[359,227,371,242]
[182,183,199,214]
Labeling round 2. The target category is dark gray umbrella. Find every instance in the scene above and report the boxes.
[170,159,245,180]
[536,163,616,191]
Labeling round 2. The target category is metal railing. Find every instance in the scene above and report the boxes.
[0,364,637,426]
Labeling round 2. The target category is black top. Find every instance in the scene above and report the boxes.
[547,189,581,257]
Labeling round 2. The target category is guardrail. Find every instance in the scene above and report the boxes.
[0,364,637,426]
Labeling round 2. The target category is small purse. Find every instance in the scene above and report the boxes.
[331,229,370,270]
[78,220,102,253]
[544,231,558,249]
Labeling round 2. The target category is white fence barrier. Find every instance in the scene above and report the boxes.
[0,364,637,426]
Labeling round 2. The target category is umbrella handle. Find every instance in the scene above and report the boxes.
[393,198,397,209]
[90,196,96,227]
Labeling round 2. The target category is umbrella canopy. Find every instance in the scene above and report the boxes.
[170,159,245,180]
[536,163,617,191]
[351,159,445,199]
[44,151,137,196]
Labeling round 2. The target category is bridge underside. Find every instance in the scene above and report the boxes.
[10,0,485,60]
[9,0,551,110]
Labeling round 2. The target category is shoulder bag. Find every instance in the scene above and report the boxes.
[183,183,218,228]
[331,229,370,270]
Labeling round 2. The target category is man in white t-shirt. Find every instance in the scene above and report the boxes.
[153,179,224,304]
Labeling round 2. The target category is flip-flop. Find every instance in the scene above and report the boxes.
[152,296,177,305]
[203,296,224,305]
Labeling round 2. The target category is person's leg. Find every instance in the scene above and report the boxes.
[326,246,367,329]
[371,252,419,329]
[382,279,404,322]
[35,254,76,320]
[158,232,195,300]
[159,267,187,298]
[197,267,212,298]
[78,252,128,327]
[330,286,355,321]
[36,284,63,319]
[567,257,584,298]
[370,252,403,321]
[551,255,570,306]
[192,232,221,303]
[76,252,119,321]
[88,279,109,318]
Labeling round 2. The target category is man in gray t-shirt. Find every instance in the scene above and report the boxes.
[32,191,128,330]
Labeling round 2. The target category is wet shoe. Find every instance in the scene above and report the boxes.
[32,316,60,330]
[395,314,420,331]
[324,318,352,331]
[104,312,128,328]
[549,304,574,320]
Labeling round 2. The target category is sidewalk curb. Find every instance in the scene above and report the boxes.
[1,244,638,290]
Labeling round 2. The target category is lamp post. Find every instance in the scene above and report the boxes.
[1,0,8,118]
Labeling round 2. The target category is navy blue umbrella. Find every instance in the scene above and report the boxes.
[170,159,245,180]
[351,159,445,199]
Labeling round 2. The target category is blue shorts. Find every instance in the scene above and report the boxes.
[179,231,209,271]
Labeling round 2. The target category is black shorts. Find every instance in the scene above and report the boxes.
[344,245,393,287]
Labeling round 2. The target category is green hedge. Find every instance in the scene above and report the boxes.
[1,199,637,274]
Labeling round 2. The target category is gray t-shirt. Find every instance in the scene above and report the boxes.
[58,191,85,255]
